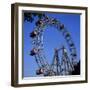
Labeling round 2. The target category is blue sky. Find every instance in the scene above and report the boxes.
[23,12,80,77]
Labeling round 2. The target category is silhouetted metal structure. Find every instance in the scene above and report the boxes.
[30,15,77,76]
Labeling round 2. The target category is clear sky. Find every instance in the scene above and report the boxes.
[23,11,80,77]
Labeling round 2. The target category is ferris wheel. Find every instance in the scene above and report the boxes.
[29,15,77,76]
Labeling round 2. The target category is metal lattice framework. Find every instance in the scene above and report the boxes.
[30,15,77,76]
